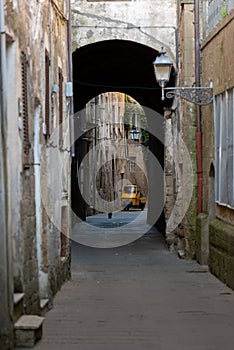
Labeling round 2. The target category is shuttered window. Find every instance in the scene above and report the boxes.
[45,49,50,140]
[214,88,234,208]
[58,67,63,147]
[21,51,30,167]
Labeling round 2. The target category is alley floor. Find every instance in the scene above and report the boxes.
[28,213,234,350]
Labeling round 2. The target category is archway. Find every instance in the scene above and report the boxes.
[71,40,175,233]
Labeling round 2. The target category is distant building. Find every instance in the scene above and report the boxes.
[82,92,148,216]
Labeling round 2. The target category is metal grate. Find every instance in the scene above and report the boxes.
[21,51,30,167]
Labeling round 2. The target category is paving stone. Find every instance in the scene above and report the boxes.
[17,213,234,350]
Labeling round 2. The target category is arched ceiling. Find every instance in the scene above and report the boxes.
[72,39,175,113]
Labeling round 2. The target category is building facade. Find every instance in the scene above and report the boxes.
[0,0,72,348]
[81,92,148,216]
[198,1,234,289]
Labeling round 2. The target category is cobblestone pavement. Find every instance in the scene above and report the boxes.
[31,212,234,350]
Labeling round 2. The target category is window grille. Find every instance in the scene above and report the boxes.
[60,206,67,258]
[130,159,136,173]
[21,50,30,167]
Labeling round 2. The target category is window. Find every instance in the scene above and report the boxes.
[130,158,136,173]
[45,49,50,140]
[58,67,63,147]
[21,50,30,167]
[124,186,137,194]
[214,88,234,207]
[60,206,68,258]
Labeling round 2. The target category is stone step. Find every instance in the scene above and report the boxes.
[40,298,49,316]
[14,315,44,347]
[13,293,25,323]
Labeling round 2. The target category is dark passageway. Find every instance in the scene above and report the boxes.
[71,40,175,233]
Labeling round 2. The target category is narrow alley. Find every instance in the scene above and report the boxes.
[24,214,234,350]
[1,1,234,349]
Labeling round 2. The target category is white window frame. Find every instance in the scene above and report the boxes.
[214,87,234,208]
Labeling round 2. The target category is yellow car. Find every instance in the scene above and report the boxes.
[121,185,146,211]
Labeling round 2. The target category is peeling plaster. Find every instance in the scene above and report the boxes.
[71,1,177,62]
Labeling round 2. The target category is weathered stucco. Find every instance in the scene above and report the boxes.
[200,8,234,288]
[71,0,177,63]
[1,1,72,347]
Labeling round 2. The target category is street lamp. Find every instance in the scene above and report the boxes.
[153,48,172,101]
[153,48,213,105]
[130,126,140,141]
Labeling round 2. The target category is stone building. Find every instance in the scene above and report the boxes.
[173,0,234,289]
[71,0,177,230]
[81,91,126,215]
[0,0,72,348]
[197,1,234,289]
[70,0,196,250]
[80,92,148,217]
[165,0,198,257]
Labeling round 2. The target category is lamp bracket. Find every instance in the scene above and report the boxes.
[164,86,213,105]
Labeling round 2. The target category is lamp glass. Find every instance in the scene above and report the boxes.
[130,128,140,140]
[153,64,172,85]
[153,49,173,86]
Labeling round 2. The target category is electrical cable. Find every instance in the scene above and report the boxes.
[73,79,161,91]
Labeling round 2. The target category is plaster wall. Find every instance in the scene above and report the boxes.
[71,0,177,63]
[165,2,198,256]
[4,0,71,313]
[5,39,24,292]
[200,9,234,288]
[201,10,234,220]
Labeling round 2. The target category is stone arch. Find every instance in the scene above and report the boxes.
[72,33,177,67]
[72,39,176,112]
[71,39,176,232]
[71,2,177,65]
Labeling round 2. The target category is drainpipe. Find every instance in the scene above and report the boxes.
[194,0,202,214]
[0,0,14,348]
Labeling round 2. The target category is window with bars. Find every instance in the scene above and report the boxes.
[58,67,63,147]
[214,87,234,208]
[130,158,136,173]
[45,49,50,140]
[60,206,68,258]
[21,50,30,167]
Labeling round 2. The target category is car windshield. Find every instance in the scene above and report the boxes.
[124,186,137,194]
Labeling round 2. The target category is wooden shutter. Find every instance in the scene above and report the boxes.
[58,67,63,146]
[45,50,50,140]
[21,51,30,167]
